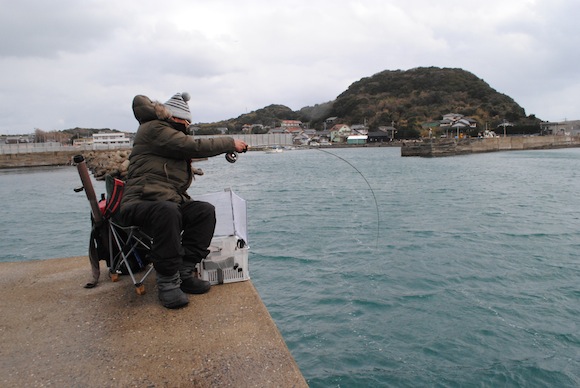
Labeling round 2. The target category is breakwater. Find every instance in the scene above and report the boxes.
[0,149,81,168]
[0,149,132,179]
[401,135,580,157]
[0,149,208,180]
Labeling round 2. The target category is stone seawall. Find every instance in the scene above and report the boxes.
[0,150,80,168]
[0,149,132,180]
[401,135,580,157]
[0,149,209,181]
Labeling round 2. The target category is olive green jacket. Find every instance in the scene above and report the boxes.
[121,95,235,207]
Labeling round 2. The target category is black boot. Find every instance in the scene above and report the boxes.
[179,263,211,294]
[156,272,189,309]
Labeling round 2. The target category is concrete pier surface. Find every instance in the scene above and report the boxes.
[0,256,307,387]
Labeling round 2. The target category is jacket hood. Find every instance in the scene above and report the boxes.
[132,95,172,124]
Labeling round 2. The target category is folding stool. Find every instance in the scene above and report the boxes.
[101,176,155,295]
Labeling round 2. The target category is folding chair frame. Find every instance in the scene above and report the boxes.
[108,220,155,295]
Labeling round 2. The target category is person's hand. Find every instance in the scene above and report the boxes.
[234,139,248,153]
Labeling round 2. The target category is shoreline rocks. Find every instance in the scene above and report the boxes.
[84,150,131,180]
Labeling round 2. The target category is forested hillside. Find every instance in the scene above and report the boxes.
[197,67,541,136]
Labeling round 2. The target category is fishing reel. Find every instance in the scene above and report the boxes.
[225,145,248,163]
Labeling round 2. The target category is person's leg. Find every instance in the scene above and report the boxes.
[179,200,215,294]
[121,201,184,273]
[120,201,188,308]
[181,200,217,264]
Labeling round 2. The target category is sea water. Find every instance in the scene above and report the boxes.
[1,147,579,387]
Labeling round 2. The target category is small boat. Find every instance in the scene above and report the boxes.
[264,146,283,154]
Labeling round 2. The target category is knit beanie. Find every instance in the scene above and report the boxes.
[164,92,192,122]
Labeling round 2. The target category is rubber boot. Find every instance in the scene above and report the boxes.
[156,272,189,309]
[179,262,211,294]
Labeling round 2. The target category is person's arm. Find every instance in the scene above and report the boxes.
[137,122,237,159]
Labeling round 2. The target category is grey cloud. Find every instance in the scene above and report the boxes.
[0,0,579,134]
[0,0,120,58]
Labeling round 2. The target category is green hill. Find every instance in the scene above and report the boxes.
[200,67,540,136]
[198,104,300,134]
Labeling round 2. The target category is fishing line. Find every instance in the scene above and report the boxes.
[316,148,380,250]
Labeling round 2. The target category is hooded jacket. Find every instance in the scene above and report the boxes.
[121,95,235,207]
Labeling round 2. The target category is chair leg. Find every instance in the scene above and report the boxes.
[109,222,155,296]
[135,282,146,295]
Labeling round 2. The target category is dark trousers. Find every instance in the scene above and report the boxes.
[120,200,216,276]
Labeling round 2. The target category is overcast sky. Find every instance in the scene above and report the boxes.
[1,0,578,135]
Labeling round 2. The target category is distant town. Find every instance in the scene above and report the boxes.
[2,114,579,151]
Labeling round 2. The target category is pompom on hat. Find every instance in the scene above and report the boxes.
[164,92,192,122]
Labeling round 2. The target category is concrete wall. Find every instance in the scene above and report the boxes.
[0,150,80,168]
[207,133,294,147]
[401,135,580,157]
[0,149,130,169]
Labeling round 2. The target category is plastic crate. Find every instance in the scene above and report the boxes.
[198,236,249,285]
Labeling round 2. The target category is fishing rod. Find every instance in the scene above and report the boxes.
[316,148,380,250]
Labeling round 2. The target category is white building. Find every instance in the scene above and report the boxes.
[92,132,131,148]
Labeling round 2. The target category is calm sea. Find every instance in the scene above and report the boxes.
[2,147,580,387]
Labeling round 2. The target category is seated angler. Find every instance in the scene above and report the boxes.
[120,92,248,309]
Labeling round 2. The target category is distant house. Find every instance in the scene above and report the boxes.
[440,113,477,129]
[281,120,302,133]
[323,117,338,131]
[73,137,93,147]
[292,132,310,145]
[268,127,289,134]
[5,136,30,144]
[378,126,397,139]
[350,124,368,135]
[367,131,392,143]
[347,135,368,145]
[451,118,477,129]
[310,130,331,145]
[300,129,317,142]
[440,113,477,137]
[441,113,463,123]
[240,123,265,134]
[251,124,265,133]
[329,124,351,143]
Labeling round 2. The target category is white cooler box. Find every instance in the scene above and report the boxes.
[201,235,249,285]
[192,189,250,285]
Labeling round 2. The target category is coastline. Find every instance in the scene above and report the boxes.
[0,256,307,387]
[3,136,580,170]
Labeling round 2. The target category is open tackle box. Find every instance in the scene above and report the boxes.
[192,189,249,285]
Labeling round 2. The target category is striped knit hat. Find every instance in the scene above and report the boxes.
[164,92,192,121]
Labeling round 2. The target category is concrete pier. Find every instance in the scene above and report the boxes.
[401,135,580,157]
[0,256,307,387]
